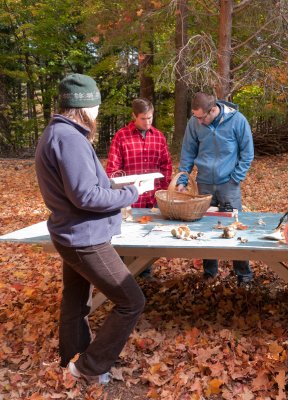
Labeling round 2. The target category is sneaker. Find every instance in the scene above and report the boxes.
[69,361,111,385]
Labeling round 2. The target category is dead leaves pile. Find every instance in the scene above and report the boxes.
[242,154,288,213]
[125,255,288,400]
[0,160,50,234]
[0,157,288,399]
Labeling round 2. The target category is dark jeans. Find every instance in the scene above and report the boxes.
[53,240,145,376]
[198,180,253,283]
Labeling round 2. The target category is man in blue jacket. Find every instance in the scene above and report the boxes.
[177,92,254,286]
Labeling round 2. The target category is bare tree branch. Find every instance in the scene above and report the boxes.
[271,42,288,56]
[156,32,219,90]
[231,34,278,74]
[191,0,217,15]
[231,65,256,94]
[232,15,281,51]
[233,0,254,14]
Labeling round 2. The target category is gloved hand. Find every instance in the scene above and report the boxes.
[134,179,146,195]
[177,184,187,193]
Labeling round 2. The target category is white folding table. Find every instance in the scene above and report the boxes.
[1,209,287,311]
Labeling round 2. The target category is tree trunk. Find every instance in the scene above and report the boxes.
[139,44,155,103]
[216,0,233,100]
[0,78,12,148]
[39,73,52,124]
[26,80,39,146]
[172,0,189,152]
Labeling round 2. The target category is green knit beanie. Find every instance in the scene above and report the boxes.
[58,73,101,108]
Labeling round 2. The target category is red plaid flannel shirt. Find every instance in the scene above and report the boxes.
[106,121,172,208]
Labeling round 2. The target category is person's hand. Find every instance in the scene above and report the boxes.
[134,179,146,195]
[177,184,187,193]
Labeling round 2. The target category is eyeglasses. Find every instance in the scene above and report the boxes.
[192,108,212,121]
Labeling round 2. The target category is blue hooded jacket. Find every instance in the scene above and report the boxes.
[178,101,254,186]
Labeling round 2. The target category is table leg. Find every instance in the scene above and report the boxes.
[124,256,158,277]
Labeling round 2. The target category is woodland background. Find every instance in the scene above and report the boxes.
[0,0,288,158]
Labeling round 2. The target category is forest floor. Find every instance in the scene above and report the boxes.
[0,154,288,400]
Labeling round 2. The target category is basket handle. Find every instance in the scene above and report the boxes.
[168,172,198,195]
[110,170,126,178]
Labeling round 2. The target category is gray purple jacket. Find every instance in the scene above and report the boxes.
[35,115,138,247]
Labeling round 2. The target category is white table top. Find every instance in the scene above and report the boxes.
[0,209,286,253]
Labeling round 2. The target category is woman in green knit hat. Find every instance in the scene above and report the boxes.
[35,73,146,384]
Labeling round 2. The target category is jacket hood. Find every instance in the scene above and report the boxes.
[217,100,239,111]
[217,101,238,123]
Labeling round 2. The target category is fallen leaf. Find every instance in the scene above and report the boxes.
[137,215,152,224]
[205,378,224,395]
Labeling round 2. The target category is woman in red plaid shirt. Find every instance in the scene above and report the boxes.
[106,98,172,208]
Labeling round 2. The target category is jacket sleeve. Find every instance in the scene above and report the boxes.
[106,132,124,177]
[57,134,138,212]
[159,137,172,189]
[231,116,254,183]
[178,118,199,186]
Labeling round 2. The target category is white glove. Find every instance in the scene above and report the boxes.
[177,184,187,193]
[134,179,146,195]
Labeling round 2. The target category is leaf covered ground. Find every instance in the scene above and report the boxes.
[0,155,288,400]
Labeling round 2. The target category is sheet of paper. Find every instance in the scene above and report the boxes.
[262,230,284,241]
[110,172,164,189]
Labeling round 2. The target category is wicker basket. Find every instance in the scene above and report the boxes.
[155,172,212,221]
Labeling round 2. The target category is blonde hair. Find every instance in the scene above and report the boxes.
[59,108,97,142]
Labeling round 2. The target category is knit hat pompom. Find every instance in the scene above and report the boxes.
[59,73,101,108]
